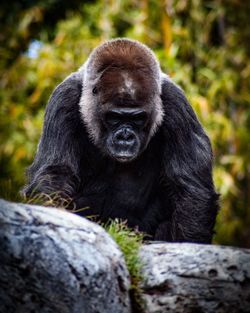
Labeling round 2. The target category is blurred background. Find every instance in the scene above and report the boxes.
[0,0,249,247]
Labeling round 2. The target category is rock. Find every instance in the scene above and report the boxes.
[1,198,250,313]
[0,199,131,313]
[139,243,250,313]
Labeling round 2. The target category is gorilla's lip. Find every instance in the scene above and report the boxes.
[116,155,135,162]
[110,151,137,162]
[107,137,139,162]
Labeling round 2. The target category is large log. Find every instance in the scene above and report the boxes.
[1,199,250,313]
[139,243,250,313]
[0,199,131,313]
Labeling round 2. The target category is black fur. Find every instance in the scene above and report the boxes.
[23,69,218,243]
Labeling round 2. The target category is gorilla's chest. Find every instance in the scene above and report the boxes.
[108,169,155,209]
[81,158,160,214]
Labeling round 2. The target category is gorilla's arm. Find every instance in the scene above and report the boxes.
[22,72,84,201]
[156,77,219,243]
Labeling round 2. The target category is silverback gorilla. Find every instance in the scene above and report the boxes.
[23,38,219,243]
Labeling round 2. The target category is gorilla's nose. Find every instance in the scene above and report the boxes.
[114,128,135,145]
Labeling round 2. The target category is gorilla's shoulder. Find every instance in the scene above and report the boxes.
[54,72,82,98]
[46,72,82,114]
[161,73,185,101]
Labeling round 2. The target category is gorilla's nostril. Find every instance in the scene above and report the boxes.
[126,133,134,142]
[115,129,135,144]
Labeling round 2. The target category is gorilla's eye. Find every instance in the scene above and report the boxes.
[92,86,98,95]
[132,112,148,128]
[105,111,121,126]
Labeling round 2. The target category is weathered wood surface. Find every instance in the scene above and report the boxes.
[1,199,250,313]
[139,243,250,313]
[0,199,131,313]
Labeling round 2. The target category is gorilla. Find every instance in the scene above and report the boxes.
[23,38,219,243]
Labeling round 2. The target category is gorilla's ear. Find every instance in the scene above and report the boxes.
[160,74,213,186]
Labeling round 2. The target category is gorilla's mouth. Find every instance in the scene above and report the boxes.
[107,130,140,162]
[108,145,139,162]
[113,152,137,162]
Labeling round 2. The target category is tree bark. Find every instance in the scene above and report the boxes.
[0,199,131,313]
[1,199,250,313]
[139,243,250,313]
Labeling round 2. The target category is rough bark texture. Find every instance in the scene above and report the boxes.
[139,243,250,313]
[1,199,250,313]
[0,199,131,313]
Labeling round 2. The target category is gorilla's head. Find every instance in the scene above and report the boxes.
[80,39,164,162]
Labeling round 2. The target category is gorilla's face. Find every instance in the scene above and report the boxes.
[81,68,163,163]
[102,107,149,162]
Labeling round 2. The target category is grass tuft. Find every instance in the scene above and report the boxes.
[104,219,145,312]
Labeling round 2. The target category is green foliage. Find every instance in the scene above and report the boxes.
[105,220,144,289]
[105,220,145,312]
[0,0,249,247]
